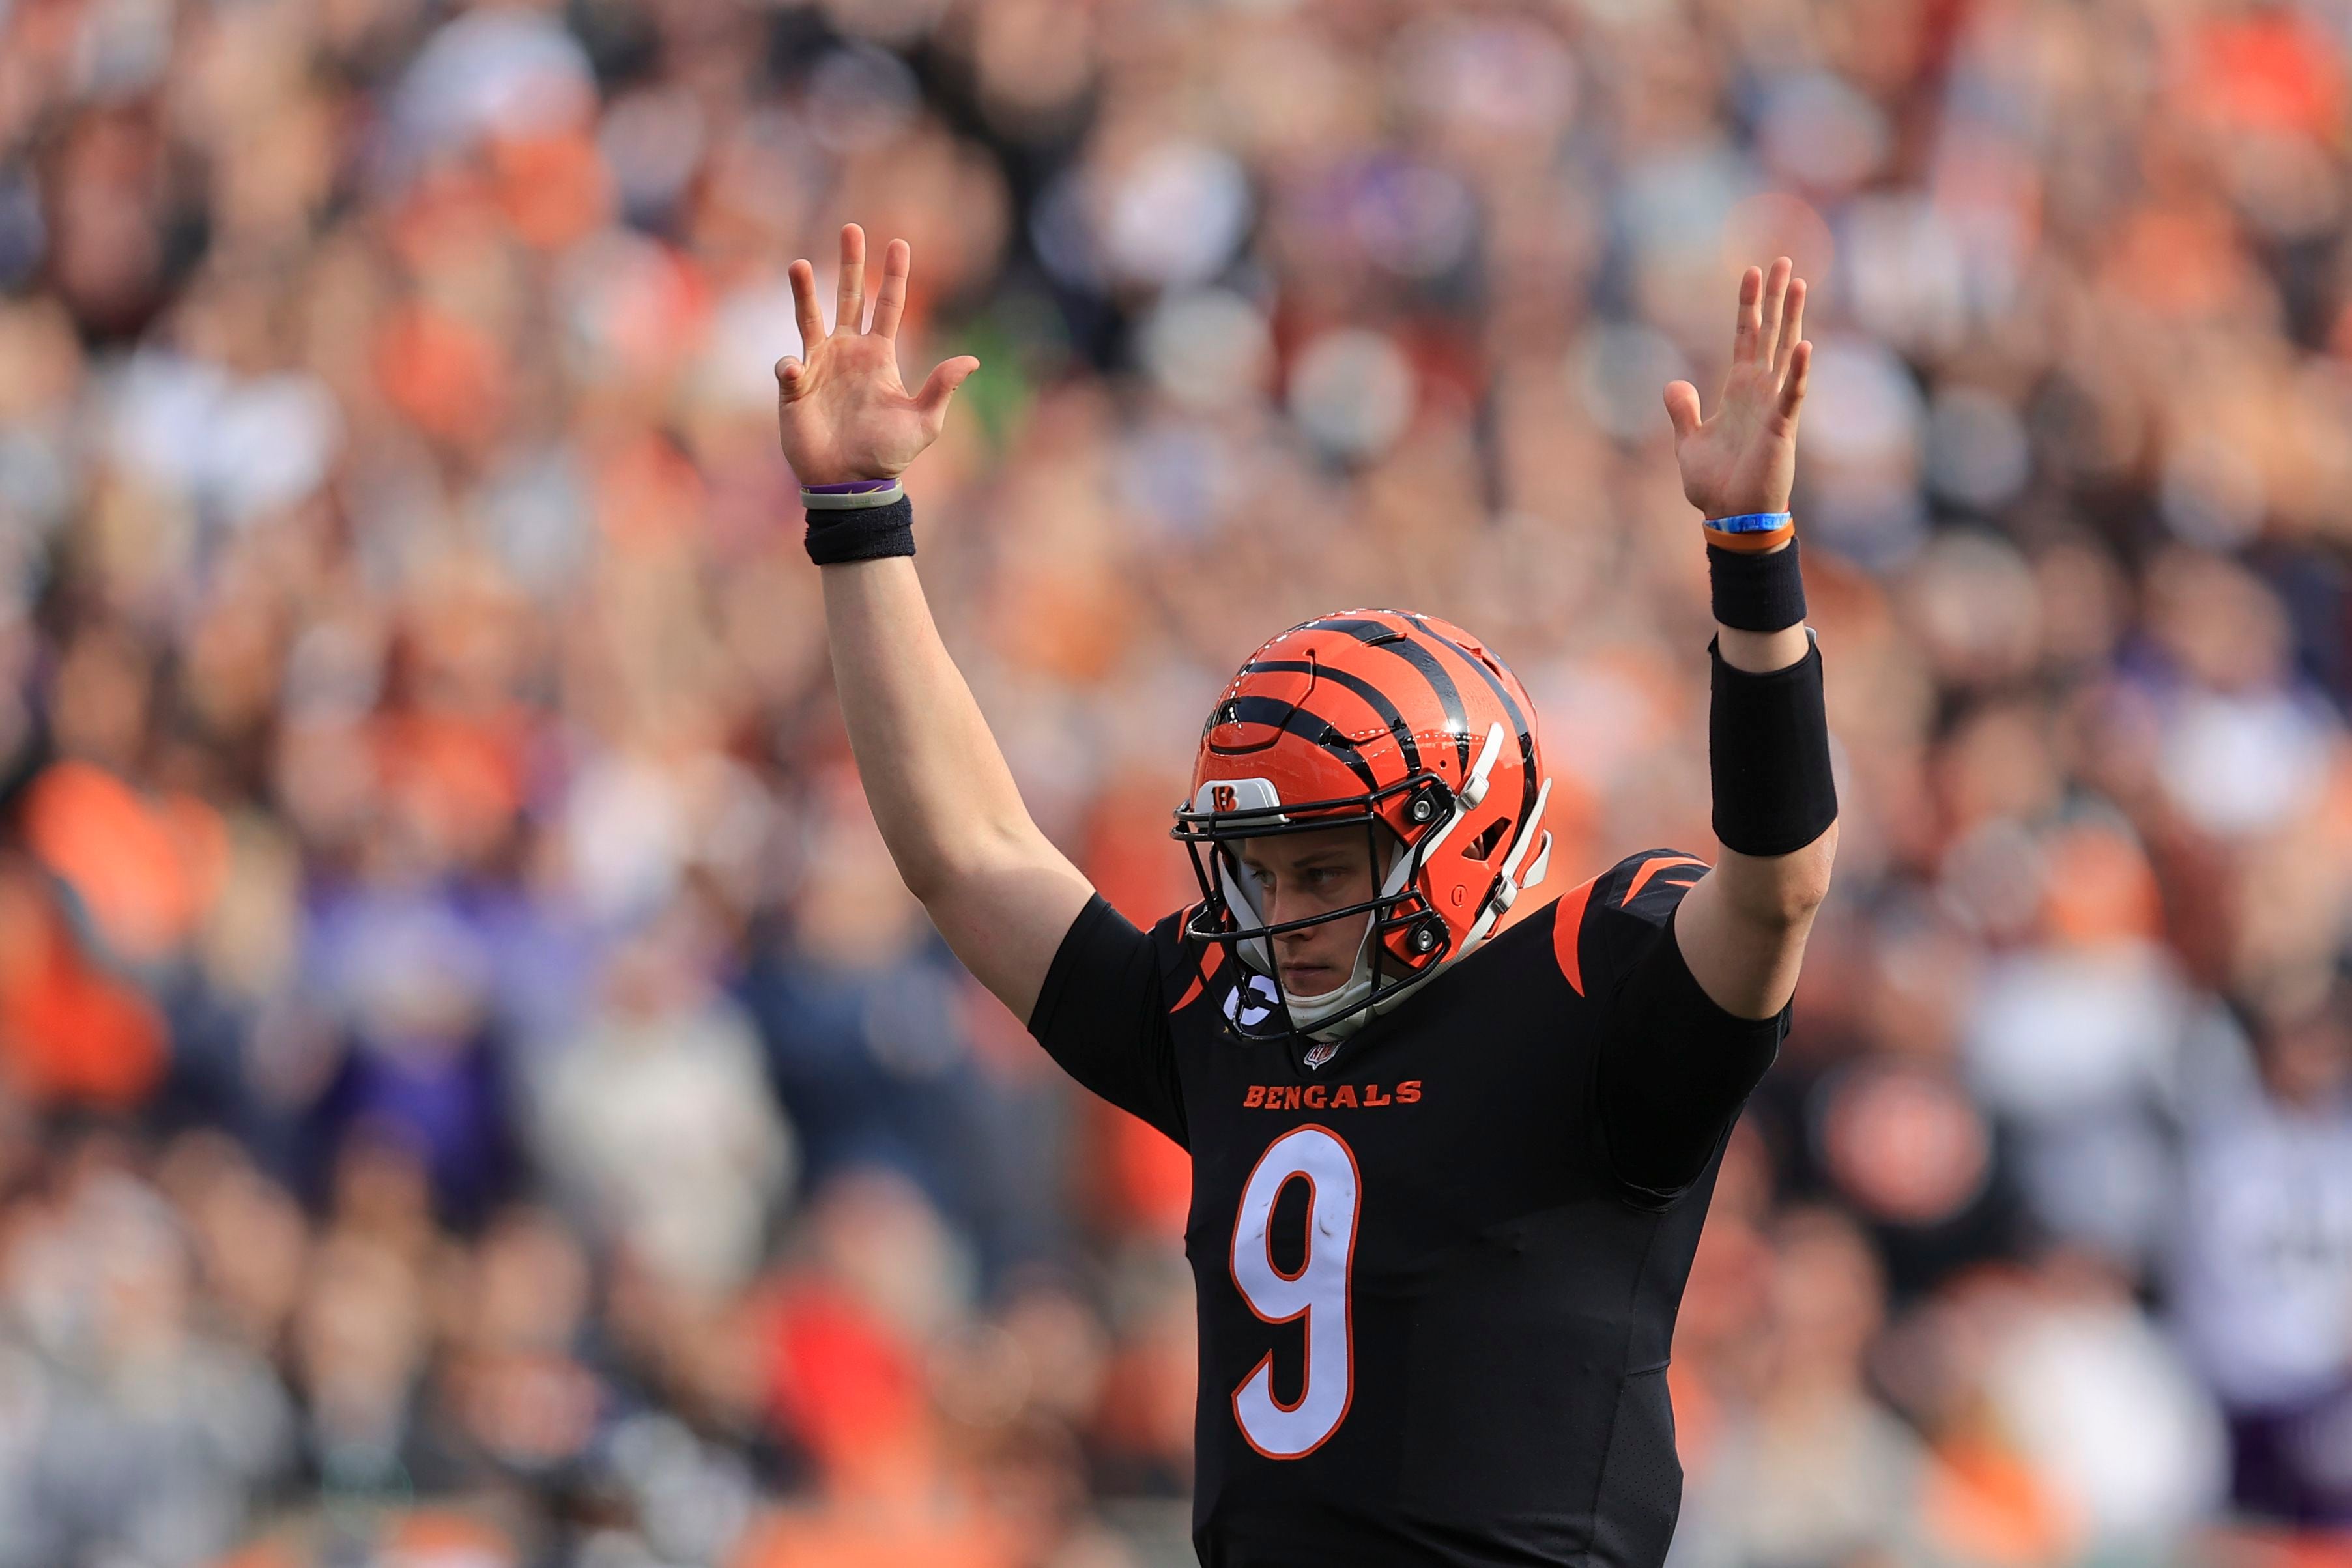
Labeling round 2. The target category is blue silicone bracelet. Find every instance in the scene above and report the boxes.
[1706,511,1793,534]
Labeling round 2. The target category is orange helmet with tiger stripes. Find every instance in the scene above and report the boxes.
[1172,608,1554,1044]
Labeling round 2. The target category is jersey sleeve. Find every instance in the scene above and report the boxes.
[1025,894,1190,1150]
[1562,848,1787,1205]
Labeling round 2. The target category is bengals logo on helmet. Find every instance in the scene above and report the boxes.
[1211,784,1237,813]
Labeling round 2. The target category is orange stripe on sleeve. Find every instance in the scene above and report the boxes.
[1551,875,1600,996]
[1622,855,1709,907]
[1171,940,1228,1014]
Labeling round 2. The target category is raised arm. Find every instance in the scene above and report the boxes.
[1658,257,1839,1018]
[778,225,1093,1021]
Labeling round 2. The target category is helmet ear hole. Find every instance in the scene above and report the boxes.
[1463,816,1511,862]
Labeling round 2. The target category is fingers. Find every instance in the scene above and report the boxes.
[1774,276,1807,377]
[1756,258,1791,368]
[1663,380,1702,442]
[1732,266,1763,363]
[837,223,867,334]
[774,354,805,397]
[1773,339,1813,428]
[871,238,911,341]
[788,259,825,347]
[915,354,981,430]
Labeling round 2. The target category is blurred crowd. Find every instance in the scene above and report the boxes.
[1,0,2351,1563]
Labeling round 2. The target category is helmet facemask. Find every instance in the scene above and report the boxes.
[1175,736,1508,1045]
[1176,780,1448,1044]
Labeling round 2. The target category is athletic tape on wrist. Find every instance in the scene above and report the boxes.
[805,494,915,564]
[1707,536,1807,632]
[1709,633,1836,858]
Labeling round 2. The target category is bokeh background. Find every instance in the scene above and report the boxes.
[1,0,2350,1563]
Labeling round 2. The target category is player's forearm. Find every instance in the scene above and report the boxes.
[819,556,1047,900]
[1678,537,1837,1017]
[1714,618,1807,677]
[1710,577,1833,927]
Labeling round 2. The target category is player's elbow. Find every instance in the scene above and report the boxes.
[1722,824,1837,928]
[1770,851,1835,925]
[897,839,990,906]
[1773,876,1831,931]
[895,850,954,906]
[895,819,1045,908]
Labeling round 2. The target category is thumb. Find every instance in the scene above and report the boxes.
[775,355,807,397]
[916,355,980,426]
[1662,380,1702,442]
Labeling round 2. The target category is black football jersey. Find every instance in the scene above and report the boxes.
[1027,848,1788,1568]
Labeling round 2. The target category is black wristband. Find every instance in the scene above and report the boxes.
[805,496,915,565]
[1710,633,1837,857]
[1707,537,1806,632]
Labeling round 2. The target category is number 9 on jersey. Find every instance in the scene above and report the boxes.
[1229,1124,1361,1459]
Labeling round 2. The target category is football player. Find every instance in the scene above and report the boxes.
[777,223,1835,1567]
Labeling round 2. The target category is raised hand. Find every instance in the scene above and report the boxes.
[775,224,979,487]
[1662,258,1811,521]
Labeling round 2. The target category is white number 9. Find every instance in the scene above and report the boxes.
[1230,1124,1360,1459]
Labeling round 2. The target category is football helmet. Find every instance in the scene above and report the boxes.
[1172,609,1553,1045]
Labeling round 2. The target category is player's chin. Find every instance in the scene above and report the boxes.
[1280,964,1341,995]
